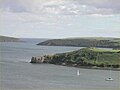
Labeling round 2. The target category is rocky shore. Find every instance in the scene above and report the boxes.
[31,56,45,63]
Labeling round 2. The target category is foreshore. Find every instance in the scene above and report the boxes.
[31,62,120,71]
[70,65,120,71]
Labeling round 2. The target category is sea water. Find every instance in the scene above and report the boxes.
[0,40,119,90]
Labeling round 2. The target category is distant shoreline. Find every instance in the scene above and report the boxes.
[0,35,20,42]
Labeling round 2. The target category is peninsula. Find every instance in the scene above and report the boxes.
[30,47,120,70]
[37,37,120,49]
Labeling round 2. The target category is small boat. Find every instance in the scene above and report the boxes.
[77,70,80,76]
[105,65,114,81]
[105,77,113,81]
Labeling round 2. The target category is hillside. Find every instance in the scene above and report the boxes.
[31,48,120,69]
[0,35,19,42]
[37,37,120,49]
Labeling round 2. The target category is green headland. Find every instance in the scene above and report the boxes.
[31,47,120,70]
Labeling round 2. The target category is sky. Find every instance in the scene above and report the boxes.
[0,0,120,38]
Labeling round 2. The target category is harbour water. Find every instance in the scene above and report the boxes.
[0,40,119,90]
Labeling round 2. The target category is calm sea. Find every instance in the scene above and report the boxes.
[0,39,119,90]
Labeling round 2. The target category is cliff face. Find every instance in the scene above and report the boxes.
[31,56,45,63]
[30,48,120,68]
[30,55,54,63]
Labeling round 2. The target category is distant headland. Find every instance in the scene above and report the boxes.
[37,37,120,49]
[0,35,20,42]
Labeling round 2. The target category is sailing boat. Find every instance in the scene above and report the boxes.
[77,70,80,76]
[105,65,113,81]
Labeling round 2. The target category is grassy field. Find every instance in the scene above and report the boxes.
[90,48,120,52]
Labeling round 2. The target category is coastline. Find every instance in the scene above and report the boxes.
[31,63,120,71]
[71,65,120,71]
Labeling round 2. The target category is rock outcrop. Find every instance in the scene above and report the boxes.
[30,56,45,63]
[30,55,54,64]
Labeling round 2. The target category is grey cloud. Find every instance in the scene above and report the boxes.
[74,0,120,14]
[43,3,117,15]
[0,0,27,12]
[74,0,120,8]
[0,0,119,15]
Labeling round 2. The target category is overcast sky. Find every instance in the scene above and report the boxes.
[0,0,120,38]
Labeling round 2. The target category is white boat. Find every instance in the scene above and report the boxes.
[105,77,113,81]
[105,66,114,81]
[77,70,80,76]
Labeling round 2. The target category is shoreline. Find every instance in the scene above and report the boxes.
[31,63,120,71]
[74,66,120,71]
[56,64,120,71]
